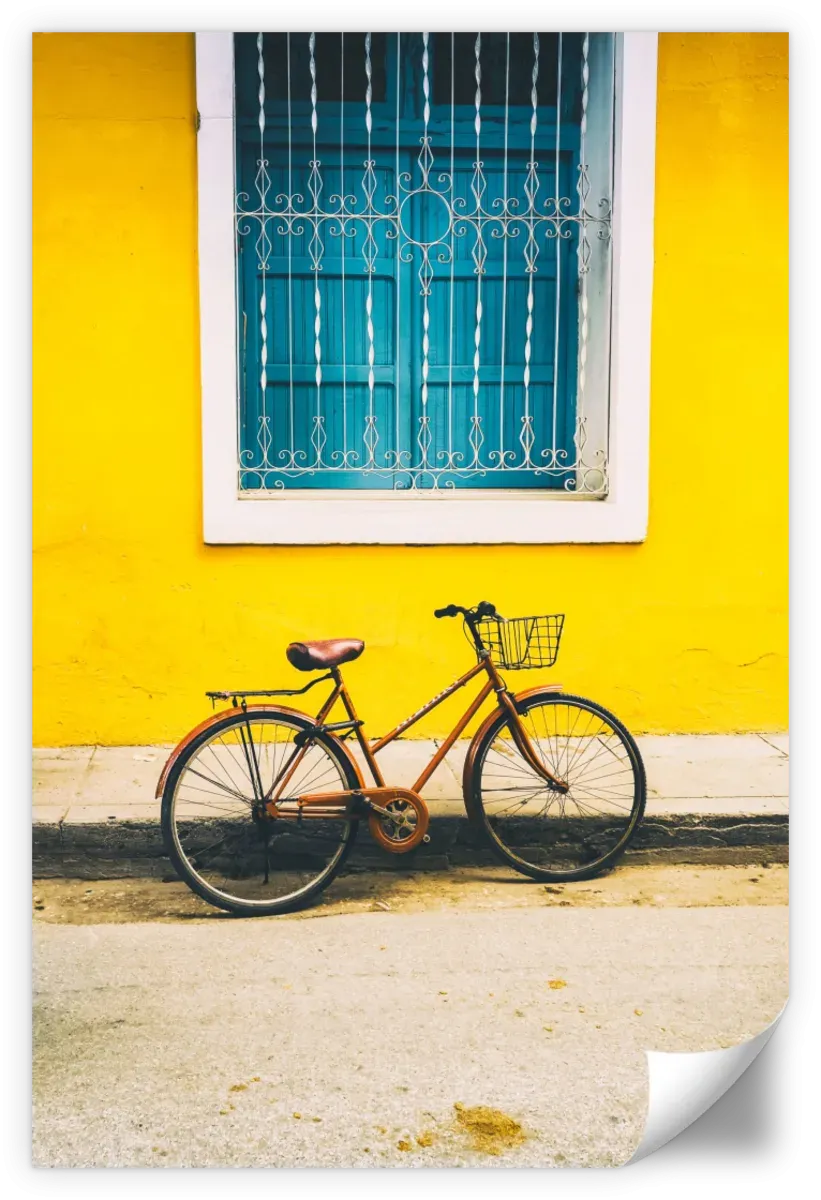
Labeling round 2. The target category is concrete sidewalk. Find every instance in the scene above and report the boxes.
[33,734,789,876]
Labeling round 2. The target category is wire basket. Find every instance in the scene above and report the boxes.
[475,613,565,670]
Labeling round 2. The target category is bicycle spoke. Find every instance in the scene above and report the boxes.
[286,752,344,797]
[190,828,248,867]
[476,696,644,878]
[167,714,356,911]
[182,766,252,805]
[206,737,252,797]
[174,793,248,817]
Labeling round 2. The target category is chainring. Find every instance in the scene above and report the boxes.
[368,789,430,854]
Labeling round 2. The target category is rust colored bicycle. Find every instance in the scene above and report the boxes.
[159,602,646,916]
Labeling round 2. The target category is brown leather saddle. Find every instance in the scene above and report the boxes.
[286,638,364,672]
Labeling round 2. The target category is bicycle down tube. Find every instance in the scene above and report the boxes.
[266,654,567,809]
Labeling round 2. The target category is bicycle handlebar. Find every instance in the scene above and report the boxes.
[434,601,498,621]
[434,604,461,619]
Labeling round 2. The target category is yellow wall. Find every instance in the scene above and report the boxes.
[33,33,788,745]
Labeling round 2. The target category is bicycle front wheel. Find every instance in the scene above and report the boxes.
[161,710,359,916]
[468,692,646,882]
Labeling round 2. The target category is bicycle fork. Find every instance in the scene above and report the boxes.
[495,685,570,795]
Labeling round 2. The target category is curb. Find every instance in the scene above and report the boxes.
[33,813,789,879]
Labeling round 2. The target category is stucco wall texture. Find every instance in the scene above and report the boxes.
[33,33,788,745]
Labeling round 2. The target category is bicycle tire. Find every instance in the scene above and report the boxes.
[161,708,360,916]
[467,690,646,882]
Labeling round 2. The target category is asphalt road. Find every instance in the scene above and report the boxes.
[33,871,788,1167]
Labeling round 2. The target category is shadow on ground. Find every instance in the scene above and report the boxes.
[33,863,788,925]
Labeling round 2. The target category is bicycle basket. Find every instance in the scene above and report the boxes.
[475,613,565,670]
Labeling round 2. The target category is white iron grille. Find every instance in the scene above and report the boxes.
[234,33,616,493]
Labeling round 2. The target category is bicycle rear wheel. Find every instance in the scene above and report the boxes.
[468,691,646,882]
[161,709,359,916]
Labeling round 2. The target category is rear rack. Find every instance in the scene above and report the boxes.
[206,673,334,707]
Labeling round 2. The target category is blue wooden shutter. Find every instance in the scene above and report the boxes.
[234,33,591,491]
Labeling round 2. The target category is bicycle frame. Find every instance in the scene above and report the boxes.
[265,651,568,816]
[159,604,647,911]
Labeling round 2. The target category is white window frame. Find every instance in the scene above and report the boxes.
[196,31,657,545]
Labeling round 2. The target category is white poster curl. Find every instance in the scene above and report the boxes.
[630,1007,785,1163]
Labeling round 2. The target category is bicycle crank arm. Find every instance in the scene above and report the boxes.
[361,801,393,818]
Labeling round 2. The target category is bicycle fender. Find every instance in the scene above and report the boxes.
[155,704,366,798]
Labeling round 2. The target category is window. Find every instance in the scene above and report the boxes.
[196,33,657,542]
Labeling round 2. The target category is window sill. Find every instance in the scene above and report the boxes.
[204,487,648,545]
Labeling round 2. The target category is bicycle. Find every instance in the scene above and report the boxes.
[158,602,647,916]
